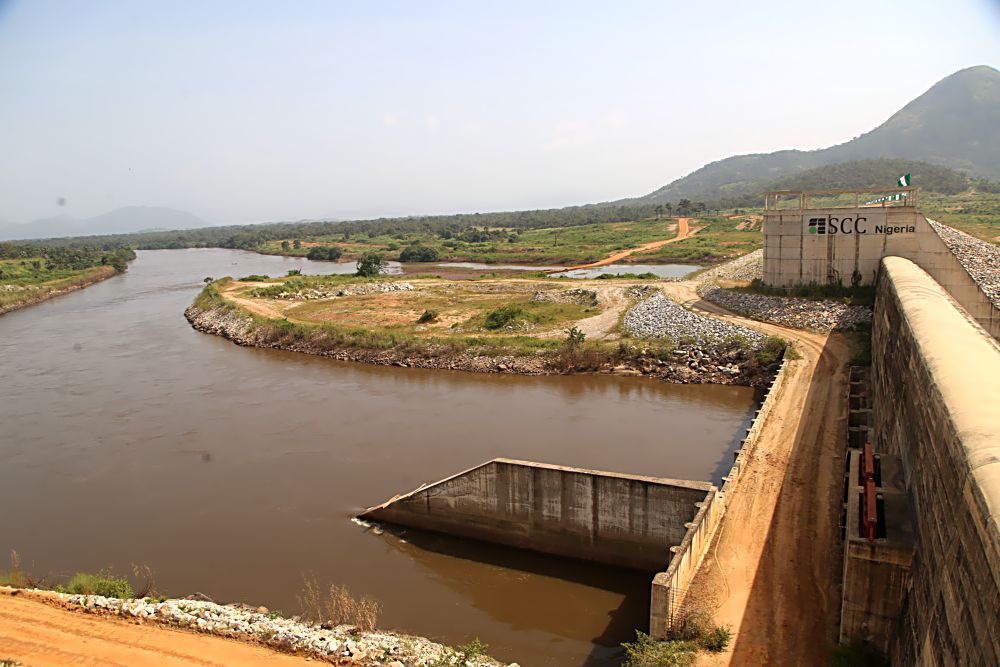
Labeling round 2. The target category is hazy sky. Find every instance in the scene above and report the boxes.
[1,0,998,225]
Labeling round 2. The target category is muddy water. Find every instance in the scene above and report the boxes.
[0,249,758,666]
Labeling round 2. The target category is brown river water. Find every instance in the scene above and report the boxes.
[0,249,758,666]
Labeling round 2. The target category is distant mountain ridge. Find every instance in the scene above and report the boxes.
[0,206,208,241]
[631,65,1000,205]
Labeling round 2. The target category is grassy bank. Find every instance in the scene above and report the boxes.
[0,264,120,314]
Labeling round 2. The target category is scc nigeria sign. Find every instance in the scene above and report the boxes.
[804,213,915,236]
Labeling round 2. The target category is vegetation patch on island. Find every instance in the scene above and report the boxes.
[185,270,785,387]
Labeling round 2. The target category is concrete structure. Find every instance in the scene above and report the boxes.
[359,357,793,640]
[359,458,715,573]
[872,257,1000,664]
[840,449,914,653]
[762,188,1000,338]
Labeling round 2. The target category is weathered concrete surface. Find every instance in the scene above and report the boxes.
[873,257,1000,665]
[840,452,914,653]
[763,208,1000,338]
[360,458,713,573]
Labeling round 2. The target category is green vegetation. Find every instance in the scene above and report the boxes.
[738,279,877,306]
[355,252,387,277]
[456,638,489,660]
[416,309,438,323]
[623,612,733,666]
[306,245,344,261]
[237,274,270,282]
[921,190,1000,243]
[64,571,134,598]
[398,243,440,262]
[0,241,135,312]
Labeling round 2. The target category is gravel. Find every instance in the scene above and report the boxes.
[623,293,767,349]
[696,249,763,283]
[928,220,1000,308]
[698,284,871,332]
[59,592,510,666]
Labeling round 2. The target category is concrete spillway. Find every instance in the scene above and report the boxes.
[359,458,714,572]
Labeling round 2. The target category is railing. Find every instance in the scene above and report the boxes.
[764,186,918,211]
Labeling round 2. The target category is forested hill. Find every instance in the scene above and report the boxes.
[630,65,1000,206]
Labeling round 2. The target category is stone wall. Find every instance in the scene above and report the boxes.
[872,257,1000,665]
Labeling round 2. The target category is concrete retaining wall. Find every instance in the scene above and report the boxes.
[360,458,713,573]
[763,209,999,338]
[872,257,1000,665]
[650,357,790,637]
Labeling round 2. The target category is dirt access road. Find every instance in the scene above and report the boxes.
[0,589,312,666]
[545,218,700,274]
[659,281,850,665]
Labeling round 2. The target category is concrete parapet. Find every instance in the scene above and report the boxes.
[872,256,1000,664]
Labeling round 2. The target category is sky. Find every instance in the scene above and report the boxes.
[0,0,998,226]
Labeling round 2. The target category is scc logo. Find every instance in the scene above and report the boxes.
[807,216,868,235]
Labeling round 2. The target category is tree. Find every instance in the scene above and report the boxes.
[398,244,440,262]
[677,199,693,215]
[356,252,387,277]
[281,240,290,251]
[654,204,664,220]
[293,239,301,249]
[306,246,344,261]
[110,256,127,272]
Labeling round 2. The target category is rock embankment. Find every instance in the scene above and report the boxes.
[185,301,776,386]
[697,249,763,283]
[531,288,598,306]
[698,284,871,332]
[928,219,1000,308]
[623,293,767,350]
[693,249,871,332]
[55,591,508,666]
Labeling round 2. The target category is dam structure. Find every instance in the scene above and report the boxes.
[763,189,1000,663]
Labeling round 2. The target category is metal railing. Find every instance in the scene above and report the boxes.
[764,186,919,211]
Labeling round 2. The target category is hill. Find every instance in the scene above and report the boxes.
[634,65,1000,205]
[0,206,208,241]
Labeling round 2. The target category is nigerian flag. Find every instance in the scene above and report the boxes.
[898,173,911,187]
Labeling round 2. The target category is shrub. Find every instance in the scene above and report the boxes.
[356,252,387,277]
[417,309,439,324]
[306,246,344,261]
[622,632,697,667]
[399,244,440,262]
[483,304,528,330]
[755,336,787,365]
[457,638,489,659]
[564,326,586,347]
[238,274,270,282]
[67,571,134,598]
[287,269,301,276]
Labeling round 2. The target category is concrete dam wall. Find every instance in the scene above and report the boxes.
[872,257,1000,665]
[360,458,714,573]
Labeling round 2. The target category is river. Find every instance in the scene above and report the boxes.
[0,249,758,666]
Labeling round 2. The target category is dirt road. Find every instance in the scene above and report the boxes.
[0,590,311,666]
[660,282,850,665]
[545,218,700,274]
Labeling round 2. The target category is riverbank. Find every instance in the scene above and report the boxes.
[0,587,509,666]
[0,265,120,316]
[184,277,783,387]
